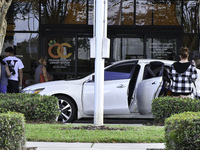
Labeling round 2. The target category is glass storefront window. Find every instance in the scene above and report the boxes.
[88,0,94,25]
[122,0,134,25]
[136,0,153,25]
[45,37,76,80]
[136,0,181,26]
[7,0,39,31]
[89,0,134,25]
[78,37,94,77]
[3,33,39,85]
[113,38,144,61]
[41,0,87,24]
[108,0,122,25]
[153,1,181,25]
[146,38,176,60]
[183,35,199,58]
[183,1,199,33]
[89,0,182,26]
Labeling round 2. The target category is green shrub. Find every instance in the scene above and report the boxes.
[165,112,200,150]
[0,93,59,122]
[0,112,26,150]
[152,96,200,123]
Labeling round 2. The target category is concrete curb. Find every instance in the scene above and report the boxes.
[25,142,165,150]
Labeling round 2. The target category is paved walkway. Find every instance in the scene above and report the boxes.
[26,142,165,150]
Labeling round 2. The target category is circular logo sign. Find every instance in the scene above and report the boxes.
[48,43,72,59]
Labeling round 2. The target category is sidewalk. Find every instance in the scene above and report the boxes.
[26,142,165,150]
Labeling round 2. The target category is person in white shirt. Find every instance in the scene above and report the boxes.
[3,47,24,93]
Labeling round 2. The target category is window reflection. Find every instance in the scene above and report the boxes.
[153,3,181,25]
[88,0,182,26]
[183,1,199,33]
[113,38,144,61]
[7,0,39,31]
[41,0,87,24]
[183,35,199,53]
[136,0,181,26]
[88,0,94,25]
[108,0,122,25]
[136,0,153,25]
[78,37,94,77]
[122,0,134,25]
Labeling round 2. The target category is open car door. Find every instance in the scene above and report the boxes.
[136,61,164,115]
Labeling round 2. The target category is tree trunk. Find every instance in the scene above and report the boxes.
[0,0,12,77]
[0,0,12,54]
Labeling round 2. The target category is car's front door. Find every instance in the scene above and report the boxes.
[133,61,164,115]
[82,61,138,115]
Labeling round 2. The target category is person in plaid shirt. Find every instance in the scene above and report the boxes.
[168,47,198,98]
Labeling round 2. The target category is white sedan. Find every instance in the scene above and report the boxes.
[22,59,200,123]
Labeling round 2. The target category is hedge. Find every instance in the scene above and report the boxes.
[0,112,26,150]
[152,96,200,124]
[0,93,59,122]
[165,112,200,150]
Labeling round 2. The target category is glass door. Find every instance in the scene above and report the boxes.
[112,36,178,62]
[44,37,76,80]
[43,33,94,80]
[112,38,144,62]
[146,38,177,60]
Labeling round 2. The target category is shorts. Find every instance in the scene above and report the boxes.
[7,80,19,93]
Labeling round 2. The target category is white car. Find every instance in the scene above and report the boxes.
[22,59,200,123]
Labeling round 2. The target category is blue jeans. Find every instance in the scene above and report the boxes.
[0,85,7,94]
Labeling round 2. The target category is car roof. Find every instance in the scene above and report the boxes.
[111,59,174,66]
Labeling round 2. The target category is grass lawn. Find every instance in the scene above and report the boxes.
[25,123,165,143]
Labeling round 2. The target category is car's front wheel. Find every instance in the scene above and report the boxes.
[56,95,77,123]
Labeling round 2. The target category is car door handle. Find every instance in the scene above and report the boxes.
[152,82,156,85]
[117,84,125,88]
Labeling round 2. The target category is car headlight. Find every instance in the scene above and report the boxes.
[22,88,45,94]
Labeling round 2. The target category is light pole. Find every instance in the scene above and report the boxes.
[90,0,109,126]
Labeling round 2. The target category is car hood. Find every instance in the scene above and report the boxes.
[23,78,87,91]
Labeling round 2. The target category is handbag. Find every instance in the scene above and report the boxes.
[40,66,45,83]
[40,74,45,83]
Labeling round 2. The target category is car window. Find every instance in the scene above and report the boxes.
[105,61,137,81]
[143,61,164,80]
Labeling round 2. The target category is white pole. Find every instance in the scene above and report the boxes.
[93,0,107,126]
[103,0,108,38]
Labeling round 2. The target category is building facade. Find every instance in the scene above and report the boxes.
[3,0,200,85]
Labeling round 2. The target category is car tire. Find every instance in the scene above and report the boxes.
[56,95,77,123]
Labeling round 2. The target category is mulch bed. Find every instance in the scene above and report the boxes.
[67,125,127,131]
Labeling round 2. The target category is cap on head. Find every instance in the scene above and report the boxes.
[5,47,14,53]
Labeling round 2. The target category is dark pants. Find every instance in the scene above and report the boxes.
[7,80,19,93]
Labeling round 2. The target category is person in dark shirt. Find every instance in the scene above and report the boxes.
[168,46,198,98]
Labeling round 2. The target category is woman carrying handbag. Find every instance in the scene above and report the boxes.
[34,57,53,83]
